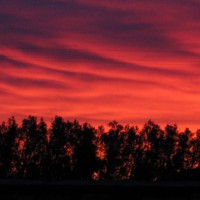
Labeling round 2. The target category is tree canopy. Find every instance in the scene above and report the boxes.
[0,116,200,181]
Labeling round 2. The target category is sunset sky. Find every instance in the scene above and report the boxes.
[1,0,200,130]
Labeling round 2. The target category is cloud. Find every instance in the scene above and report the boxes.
[1,0,200,130]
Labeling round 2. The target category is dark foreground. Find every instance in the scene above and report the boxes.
[1,181,200,200]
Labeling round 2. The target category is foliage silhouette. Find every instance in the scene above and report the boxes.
[0,117,17,178]
[0,116,200,181]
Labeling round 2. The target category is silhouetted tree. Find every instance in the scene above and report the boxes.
[191,129,200,168]
[35,118,48,179]
[173,128,192,174]
[162,124,178,180]
[101,121,124,179]
[122,126,142,179]
[48,116,71,180]
[72,123,99,179]
[134,120,164,181]
[0,117,18,177]
[22,116,40,179]
[120,125,139,180]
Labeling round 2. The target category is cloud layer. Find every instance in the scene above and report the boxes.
[1,0,200,129]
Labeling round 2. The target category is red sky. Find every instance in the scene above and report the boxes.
[1,0,200,130]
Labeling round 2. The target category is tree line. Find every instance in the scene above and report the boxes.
[0,116,200,181]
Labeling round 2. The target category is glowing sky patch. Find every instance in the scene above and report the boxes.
[1,0,200,129]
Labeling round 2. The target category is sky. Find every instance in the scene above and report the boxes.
[1,0,200,130]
